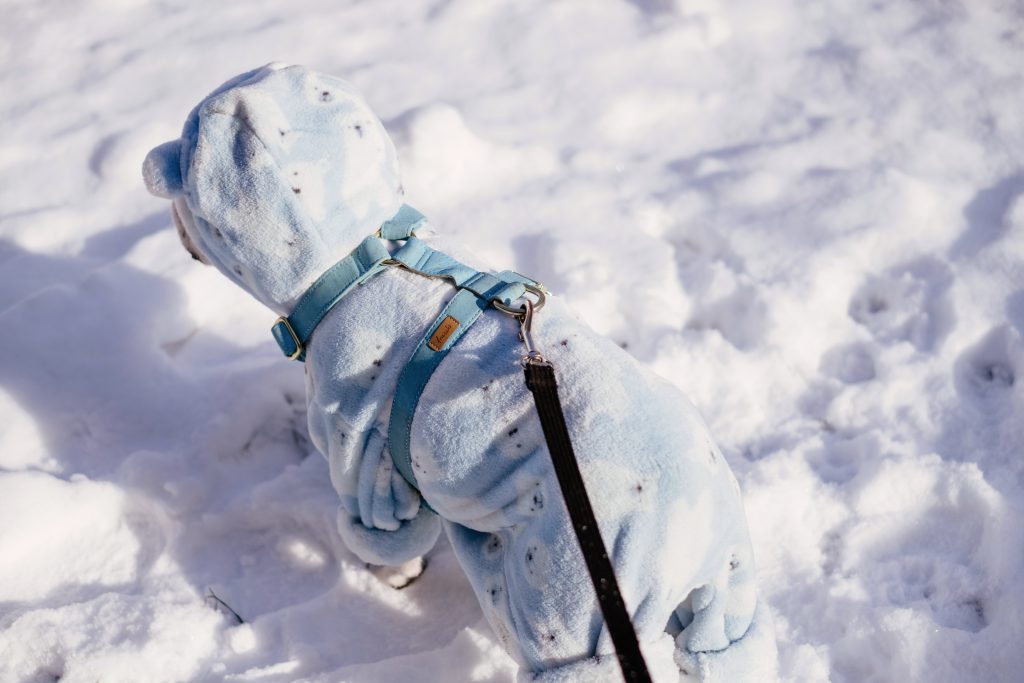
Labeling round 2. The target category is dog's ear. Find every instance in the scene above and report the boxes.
[142,139,184,199]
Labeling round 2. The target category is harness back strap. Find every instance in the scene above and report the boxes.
[389,237,533,304]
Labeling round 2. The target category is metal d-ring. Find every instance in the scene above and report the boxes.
[493,283,547,316]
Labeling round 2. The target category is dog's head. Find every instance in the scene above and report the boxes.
[143,63,403,314]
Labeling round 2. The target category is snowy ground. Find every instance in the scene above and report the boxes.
[1,0,1023,681]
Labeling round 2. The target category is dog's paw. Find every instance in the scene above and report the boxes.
[368,556,426,590]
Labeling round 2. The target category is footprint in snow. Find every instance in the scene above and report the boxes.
[848,256,955,352]
[819,342,876,385]
[953,324,1019,413]
[833,456,998,635]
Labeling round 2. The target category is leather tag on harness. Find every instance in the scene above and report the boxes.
[428,315,460,351]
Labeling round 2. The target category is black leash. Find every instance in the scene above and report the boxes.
[519,303,652,683]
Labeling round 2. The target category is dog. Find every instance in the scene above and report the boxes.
[143,63,777,682]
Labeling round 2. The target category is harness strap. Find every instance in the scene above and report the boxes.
[387,288,488,491]
[271,235,391,361]
[390,237,532,306]
[271,205,429,360]
[379,203,427,240]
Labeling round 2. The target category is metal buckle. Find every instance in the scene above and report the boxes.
[493,283,547,316]
[274,317,303,360]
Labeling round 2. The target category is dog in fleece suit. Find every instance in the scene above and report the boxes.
[143,64,777,682]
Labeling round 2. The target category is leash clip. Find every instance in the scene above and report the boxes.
[518,300,547,366]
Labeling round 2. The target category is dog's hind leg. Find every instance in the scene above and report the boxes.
[673,598,777,682]
[667,537,778,682]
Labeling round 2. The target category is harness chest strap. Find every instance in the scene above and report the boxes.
[386,288,488,489]
[270,204,429,360]
[271,235,390,361]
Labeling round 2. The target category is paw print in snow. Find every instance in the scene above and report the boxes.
[848,257,954,352]
[954,324,1019,413]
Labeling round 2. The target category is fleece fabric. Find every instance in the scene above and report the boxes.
[143,63,778,682]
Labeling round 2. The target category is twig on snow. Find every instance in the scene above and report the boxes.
[205,587,245,625]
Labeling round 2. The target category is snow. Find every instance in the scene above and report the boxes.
[1,0,1022,681]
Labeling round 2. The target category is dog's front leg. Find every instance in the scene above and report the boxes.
[321,422,441,576]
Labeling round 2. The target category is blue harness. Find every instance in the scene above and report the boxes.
[271,205,541,494]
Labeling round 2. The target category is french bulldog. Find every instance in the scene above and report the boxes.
[143,63,776,682]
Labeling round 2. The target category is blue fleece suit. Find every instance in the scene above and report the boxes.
[143,64,777,682]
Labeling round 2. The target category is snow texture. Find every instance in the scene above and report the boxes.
[1,1,1023,682]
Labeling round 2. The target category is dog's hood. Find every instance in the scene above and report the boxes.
[143,63,403,313]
